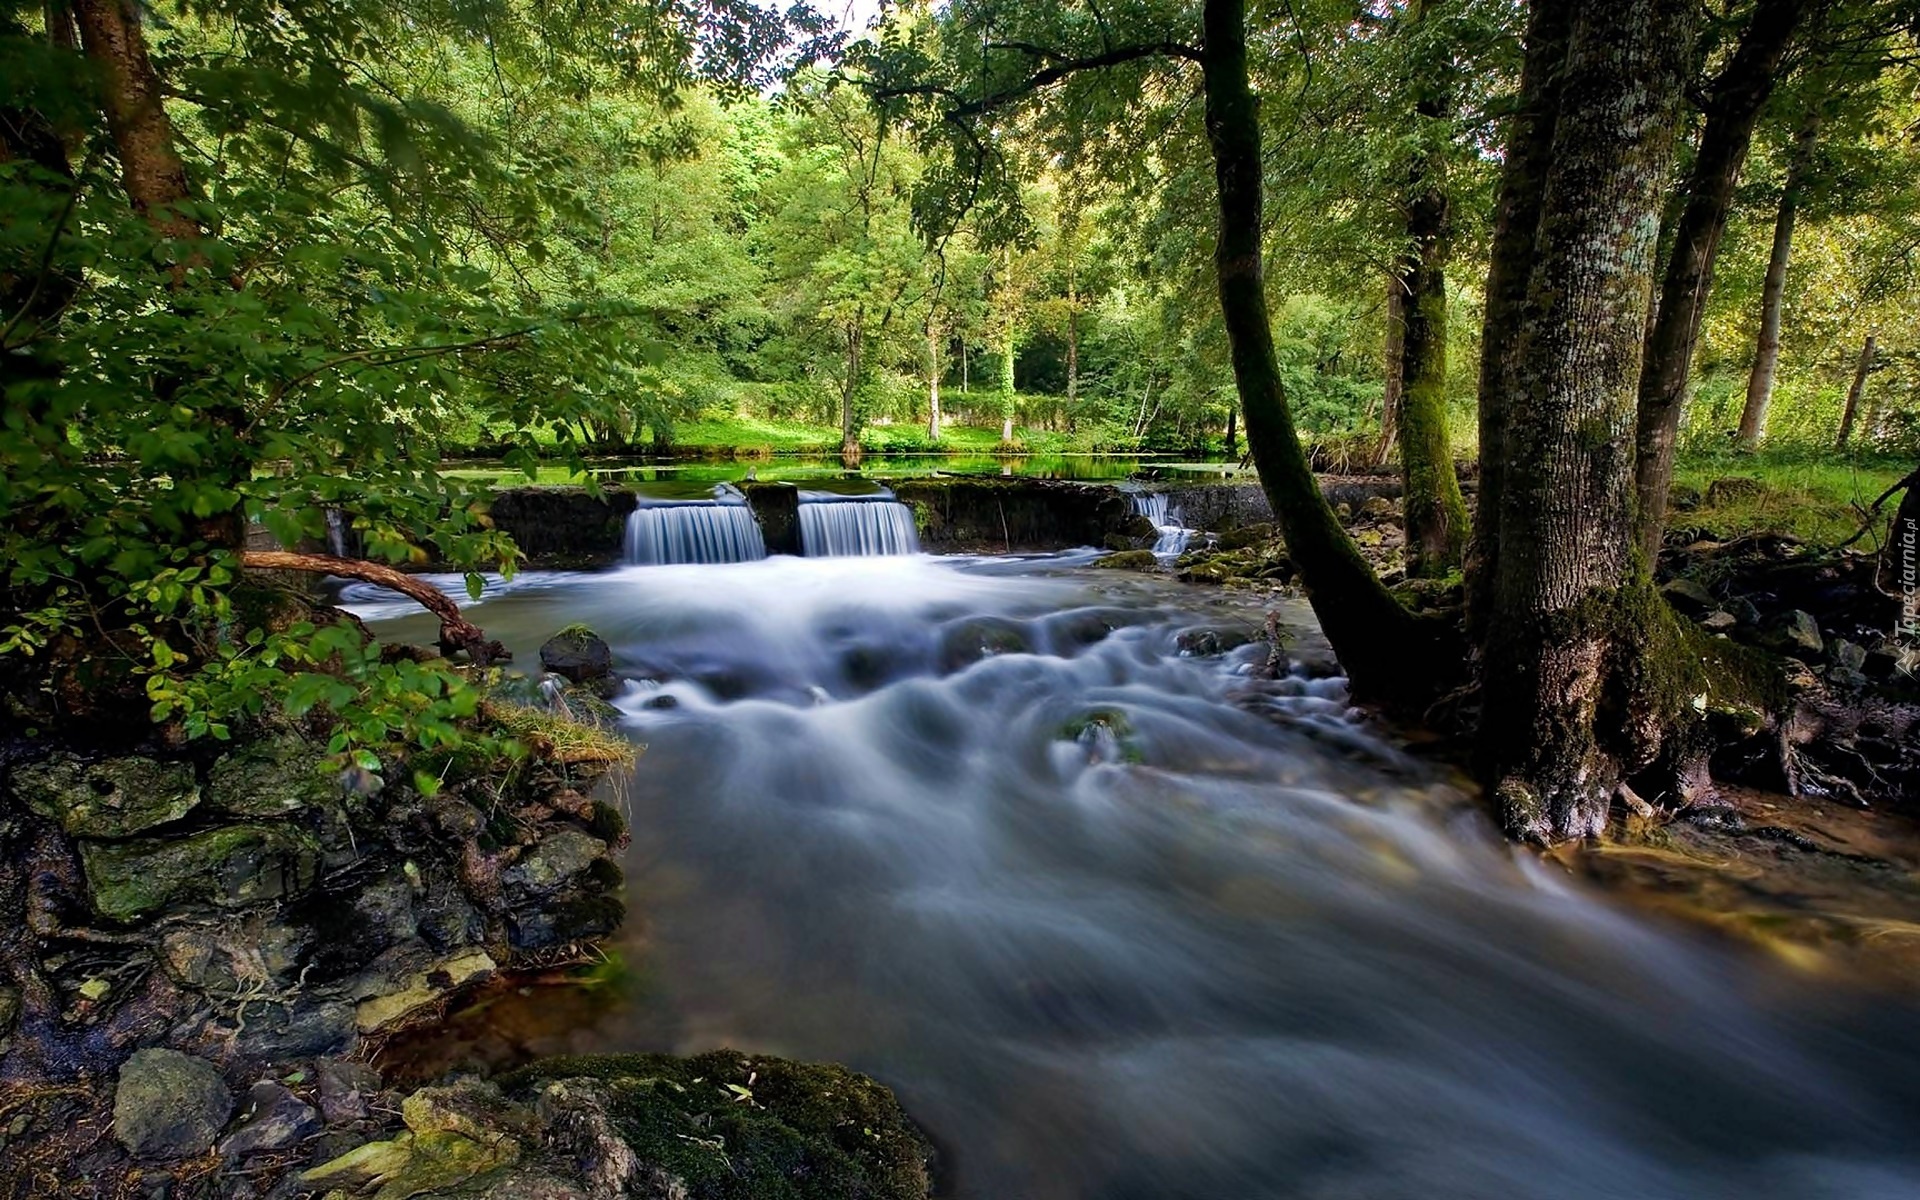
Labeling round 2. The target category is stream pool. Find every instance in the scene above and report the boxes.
[347,552,1920,1200]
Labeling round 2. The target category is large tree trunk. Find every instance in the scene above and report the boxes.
[1373,277,1404,468]
[1480,0,1696,842]
[1201,0,1453,706]
[1394,0,1469,578]
[1468,0,1573,632]
[1630,0,1812,560]
[70,0,197,245]
[1835,331,1875,449]
[1737,109,1820,449]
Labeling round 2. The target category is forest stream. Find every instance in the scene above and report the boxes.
[346,552,1920,1200]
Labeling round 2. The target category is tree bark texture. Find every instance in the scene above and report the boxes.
[1737,109,1820,449]
[1481,0,1695,842]
[1835,331,1875,449]
[1631,0,1812,559]
[1201,0,1452,705]
[70,0,197,244]
[1374,276,1405,468]
[1468,0,1573,631]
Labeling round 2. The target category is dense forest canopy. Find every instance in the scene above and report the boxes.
[2,0,1916,807]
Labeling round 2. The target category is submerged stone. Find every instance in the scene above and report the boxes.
[81,824,321,920]
[113,1049,233,1160]
[15,753,199,838]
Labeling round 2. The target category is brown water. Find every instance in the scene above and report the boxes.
[348,553,1920,1200]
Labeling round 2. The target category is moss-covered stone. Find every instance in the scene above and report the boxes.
[500,1050,933,1200]
[1095,549,1158,571]
[208,734,335,817]
[14,753,199,838]
[80,824,321,920]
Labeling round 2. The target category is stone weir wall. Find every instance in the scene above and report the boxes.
[479,475,1410,566]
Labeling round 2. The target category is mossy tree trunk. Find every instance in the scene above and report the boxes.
[1468,0,1571,633]
[1737,107,1820,450]
[1479,0,1700,842]
[1201,0,1454,705]
[1631,0,1813,561]
[1393,0,1469,578]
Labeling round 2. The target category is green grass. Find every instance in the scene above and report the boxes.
[1670,449,1910,548]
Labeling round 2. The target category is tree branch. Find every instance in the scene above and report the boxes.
[873,41,1199,118]
[240,550,509,665]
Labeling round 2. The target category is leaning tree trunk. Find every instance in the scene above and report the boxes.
[1373,277,1404,468]
[1835,331,1875,450]
[1737,109,1820,449]
[1201,0,1453,706]
[1631,0,1812,560]
[1395,6,1469,579]
[1468,0,1572,632]
[242,552,507,664]
[1878,467,1917,620]
[1481,0,1696,842]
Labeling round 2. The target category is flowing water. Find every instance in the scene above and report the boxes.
[346,553,1920,1200]
[624,495,767,565]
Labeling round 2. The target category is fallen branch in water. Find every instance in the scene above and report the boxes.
[239,550,510,665]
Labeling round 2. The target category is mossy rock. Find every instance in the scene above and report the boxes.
[500,1050,934,1200]
[80,824,321,920]
[208,734,335,817]
[13,753,200,839]
[1215,523,1276,551]
[1095,550,1158,571]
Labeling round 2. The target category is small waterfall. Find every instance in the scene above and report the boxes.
[625,491,768,565]
[798,494,920,557]
[324,509,351,558]
[1131,491,1193,557]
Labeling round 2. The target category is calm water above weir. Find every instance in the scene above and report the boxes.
[345,554,1920,1200]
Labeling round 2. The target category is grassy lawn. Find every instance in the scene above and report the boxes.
[1671,450,1911,548]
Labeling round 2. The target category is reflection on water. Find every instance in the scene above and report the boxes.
[347,555,1920,1200]
[440,453,1251,487]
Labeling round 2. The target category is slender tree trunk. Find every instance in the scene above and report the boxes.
[1738,110,1820,449]
[1201,0,1450,705]
[1481,0,1696,843]
[1224,404,1237,458]
[1395,3,1469,578]
[927,319,942,441]
[1373,277,1404,468]
[1066,301,1079,406]
[1468,0,1572,632]
[842,319,863,463]
[1836,332,1875,450]
[1631,0,1812,560]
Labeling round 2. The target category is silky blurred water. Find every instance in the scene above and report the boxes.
[346,554,1920,1200]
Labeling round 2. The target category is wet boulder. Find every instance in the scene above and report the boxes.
[1216,523,1277,552]
[540,625,614,686]
[113,1049,233,1160]
[218,1079,322,1159]
[500,1049,935,1200]
[14,754,199,838]
[504,829,608,897]
[81,824,321,921]
[207,734,335,817]
[1096,549,1159,571]
[1661,576,1718,615]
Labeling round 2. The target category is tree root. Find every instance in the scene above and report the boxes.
[240,550,510,665]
